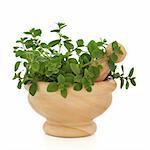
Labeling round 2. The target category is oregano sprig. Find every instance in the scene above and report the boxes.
[13,22,136,98]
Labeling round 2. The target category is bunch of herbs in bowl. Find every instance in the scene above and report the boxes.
[13,22,136,97]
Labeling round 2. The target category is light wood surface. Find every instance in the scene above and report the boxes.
[25,80,116,138]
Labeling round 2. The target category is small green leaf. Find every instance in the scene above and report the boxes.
[15,61,21,71]
[64,41,74,51]
[57,22,67,29]
[97,41,103,46]
[15,50,26,58]
[74,83,82,91]
[113,73,120,78]
[87,40,103,58]
[130,78,136,86]
[87,40,97,53]
[57,74,65,84]
[31,62,40,72]
[48,39,61,47]
[110,53,118,62]
[47,82,58,92]
[40,43,47,48]
[33,29,42,37]
[88,66,100,78]
[108,59,116,72]
[75,48,82,55]
[51,29,60,32]
[17,80,22,89]
[29,82,37,96]
[128,68,134,77]
[24,31,32,35]
[79,53,91,64]
[13,73,18,80]
[112,41,123,55]
[65,76,74,84]
[120,78,124,88]
[70,63,80,75]
[121,65,124,73]
[25,40,33,49]
[61,88,67,98]
[68,58,78,64]
[62,35,69,39]
[85,86,92,92]
[126,80,129,89]
[76,39,84,47]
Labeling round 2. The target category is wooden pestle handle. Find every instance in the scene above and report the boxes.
[95,43,127,82]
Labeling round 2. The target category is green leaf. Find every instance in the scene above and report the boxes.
[57,74,65,84]
[13,73,18,80]
[87,40,103,58]
[40,43,47,48]
[57,22,67,29]
[65,75,74,84]
[112,41,123,55]
[120,78,124,88]
[74,83,82,91]
[61,88,67,98]
[24,31,32,35]
[87,40,97,53]
[17,80,22,89]
[126,80,129,89]
[97,41,103,46]
[29,82,37,96]
[15,61,21,71]
[62,35,69,39]
[51,29,60,32]
[25,40,33,49]
[108,59,116,72]
[15,50,26,58]
[76,39,84,47]
[48,39,61,47]
[68,58,78,64]
[70,63,80,75]
[130,78,136,86]
[121,65,124,73]
[31,62,40,72]
[88,66,100,78]
[85,86,92,92]
[113,73,120,78]
[128,68,134,77]
[33,29,42,37]
[110,53,118,62]
[79,53,91,64]
[75,48,82,55]
[47,82,58,92]
[64,41,74,51]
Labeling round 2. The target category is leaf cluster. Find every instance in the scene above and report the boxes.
[13,22,136,98]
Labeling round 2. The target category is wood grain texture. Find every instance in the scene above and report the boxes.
[25,80,116,138]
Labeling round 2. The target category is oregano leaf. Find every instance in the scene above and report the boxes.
[57,74,65,84]
[74,83,82,91]
[126,80,129,89]
[130,78,136,86]
[29,82,37,96]
[128,68,134,77]
[76,39,84,47]
[48,39,61,47]
[70,63,80,75]
[15,61,21,71]
[47,82,58,92]
[61,88,67,98]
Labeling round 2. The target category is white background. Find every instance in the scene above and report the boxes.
[0,0,150,149]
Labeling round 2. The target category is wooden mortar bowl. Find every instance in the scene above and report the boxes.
[25,80,116,138]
